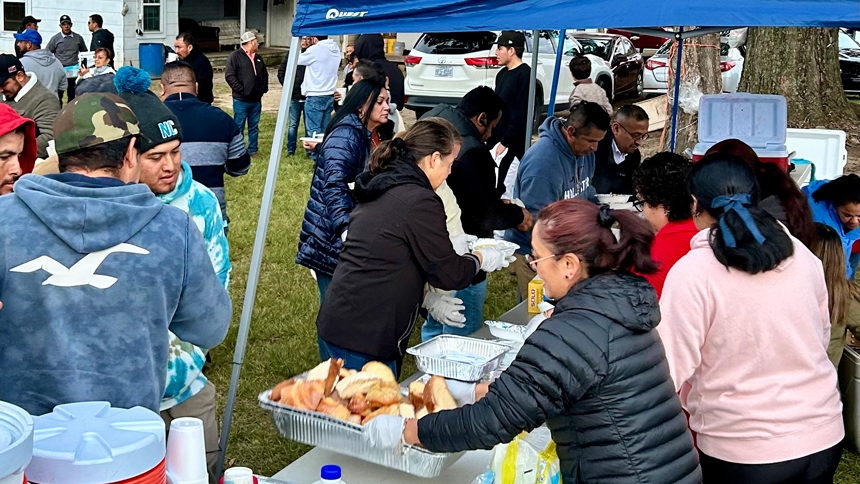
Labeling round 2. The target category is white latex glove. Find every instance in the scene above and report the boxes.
[510,198,525,208]
[451,233,478,256]
[475,245,516,273]
[341,229,348,243]
[362,414,406,451]
[422,292,466,328]
[445,379,476,406]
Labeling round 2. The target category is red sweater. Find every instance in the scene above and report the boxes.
[644,219,699,299]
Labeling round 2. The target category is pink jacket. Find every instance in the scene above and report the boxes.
[658,228,843,464]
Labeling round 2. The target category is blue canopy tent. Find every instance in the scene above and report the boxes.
[217,0,860,475]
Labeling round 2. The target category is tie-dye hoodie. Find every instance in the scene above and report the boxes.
[158,161,231,410]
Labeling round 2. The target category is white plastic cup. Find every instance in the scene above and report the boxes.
[167,53,178,63]
[335,88,347,105]
[223,467,254,484]
[165,417,207,484]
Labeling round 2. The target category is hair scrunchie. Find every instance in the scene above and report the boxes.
[597,204,616,229]
[711,194,766,248]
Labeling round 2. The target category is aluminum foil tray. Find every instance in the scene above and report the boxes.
[258,390,464,478]
[406,335,510,382]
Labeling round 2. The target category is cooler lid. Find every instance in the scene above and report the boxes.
[698,93,788,148]
[27,402,165,484]
[0,401,34,479]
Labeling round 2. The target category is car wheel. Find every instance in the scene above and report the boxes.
[532,87,544,134]
[630,72,644,99]
[596,77,613,103]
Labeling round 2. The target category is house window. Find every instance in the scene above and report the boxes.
[224,0,239,18]
[143,0,161,32]
[3,1,25,32]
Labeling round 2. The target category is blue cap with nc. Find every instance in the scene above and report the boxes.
[14,29,41,46]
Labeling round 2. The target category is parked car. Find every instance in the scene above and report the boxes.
[606,28,672,57]
[643,39,744,96]
[839,30,860,94]
[573,32,644,99]
[403,30,615,118]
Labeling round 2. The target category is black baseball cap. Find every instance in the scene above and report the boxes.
[21,15,40,26]
[59,15,72,25]
[496,30,525,49]
[0,54,24,84]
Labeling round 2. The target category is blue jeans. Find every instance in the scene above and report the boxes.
[317,335,399,377]
[316,272,333,305]
[304,95,334,138]
[233,99,262,154]
[421,278,488,342]
[288,99,305,154]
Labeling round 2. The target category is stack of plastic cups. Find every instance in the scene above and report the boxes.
[166,417,208,484]
[0,401,34,484]
[26,402,165,484]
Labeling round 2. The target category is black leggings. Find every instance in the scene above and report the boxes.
[700,443,841,484]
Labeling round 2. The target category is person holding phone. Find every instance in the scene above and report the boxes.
[78,48,114,81]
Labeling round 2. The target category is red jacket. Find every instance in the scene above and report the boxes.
[0,103,37,174]
[644,219,699,299]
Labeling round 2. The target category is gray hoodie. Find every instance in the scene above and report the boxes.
[20,49,67,96]
[297,39,341,96]
[0,173,232,416]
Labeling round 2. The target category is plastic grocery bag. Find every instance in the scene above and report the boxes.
[727,28,748,49]
[471,427,561,484]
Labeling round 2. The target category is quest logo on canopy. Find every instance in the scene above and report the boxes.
[325,8,368,19]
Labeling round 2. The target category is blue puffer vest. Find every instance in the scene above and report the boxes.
[296,114,371,276]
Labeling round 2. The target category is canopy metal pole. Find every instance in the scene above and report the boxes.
[240,0,247,37]
[547,29,566,118]
[524,30,540,151]
[216,34,302,479]
[669,27,684,152]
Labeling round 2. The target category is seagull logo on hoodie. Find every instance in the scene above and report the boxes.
[10,243,150,289]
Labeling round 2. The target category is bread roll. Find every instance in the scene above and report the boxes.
[362,404,400,424]
[424,376,456,413]
[408,380,425,410]
[362,361,397,383]
[415,406,429,419]
[316,397,351,421]
[348,414,362,425]
[335,372,383,398]
[291,379,325,411]
[306,359,333,381]
[365,380,402,407]
[348,393,371,416]
[270,379,293,401]
[399,403,415,419]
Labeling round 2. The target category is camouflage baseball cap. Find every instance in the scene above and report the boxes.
[53,93,144,155]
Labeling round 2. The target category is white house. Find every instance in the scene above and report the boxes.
[0,0,295,66]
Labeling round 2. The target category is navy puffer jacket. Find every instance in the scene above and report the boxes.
[296,114,371,276]
[418,272,702,484]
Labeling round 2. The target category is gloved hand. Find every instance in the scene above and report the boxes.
[451,233,478,256]
[422,292,466,328]
[510,198,526,208]
[341,229,348,243]
[362,414,406,451]
[445,379,476,406]
[475,245,517,273]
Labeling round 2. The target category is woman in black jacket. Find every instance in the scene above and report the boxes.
[316,118,515,376]
[367,199,702,483]
[295,79,390,303]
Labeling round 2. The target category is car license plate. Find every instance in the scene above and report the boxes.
[435,66,453,78]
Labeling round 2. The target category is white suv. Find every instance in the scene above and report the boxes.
[403,30,616,118]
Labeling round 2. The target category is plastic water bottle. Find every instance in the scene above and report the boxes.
[311,464,345,484]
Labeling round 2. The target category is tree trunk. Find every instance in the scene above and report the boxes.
[739,28,859,131]
[661,30,723,154]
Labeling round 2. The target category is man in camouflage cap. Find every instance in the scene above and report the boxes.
[0,92,232,416]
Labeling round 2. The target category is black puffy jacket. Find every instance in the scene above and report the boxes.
[419,272,701,484]
[295,114,371,276]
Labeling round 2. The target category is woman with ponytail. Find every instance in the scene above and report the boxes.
[315,118,515,375]
[658,154,843,483]
[296,78,390,303]
[365,198,701,483]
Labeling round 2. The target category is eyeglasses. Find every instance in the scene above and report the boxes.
[525,253,557,271]
[632,199,645,212]
[616,122,650,141]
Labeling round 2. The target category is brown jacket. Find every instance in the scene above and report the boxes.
[828,296,860,367]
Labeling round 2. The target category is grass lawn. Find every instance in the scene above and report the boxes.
[207,111,860,479]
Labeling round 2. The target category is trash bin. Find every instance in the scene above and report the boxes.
[839,345,860,450]
[139,43,165,78]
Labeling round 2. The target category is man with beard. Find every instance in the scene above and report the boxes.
[0,104,37,194]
